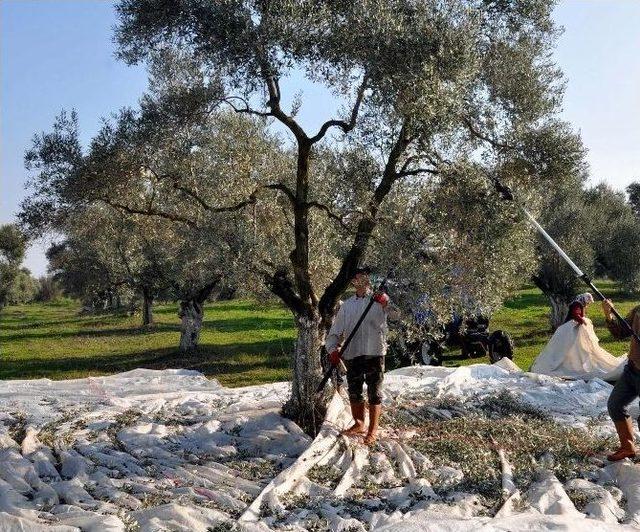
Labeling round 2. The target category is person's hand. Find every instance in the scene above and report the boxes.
[329,349,342,366]
[373,291,389,308]
[602,299,615,316]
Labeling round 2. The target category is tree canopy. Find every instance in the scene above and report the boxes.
[20,0,592,427]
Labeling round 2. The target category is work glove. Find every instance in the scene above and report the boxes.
[329,349,342,366]
[373,291,390,307]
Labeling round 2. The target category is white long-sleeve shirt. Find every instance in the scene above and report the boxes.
[325,293,395,360]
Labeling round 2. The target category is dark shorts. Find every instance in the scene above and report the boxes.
[608,363,640,423]
[345,356,384,405]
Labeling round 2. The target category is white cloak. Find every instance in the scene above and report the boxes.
[530,317,627,381]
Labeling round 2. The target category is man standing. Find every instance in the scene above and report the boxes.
[604,299,640,461]
[325,267,395,445]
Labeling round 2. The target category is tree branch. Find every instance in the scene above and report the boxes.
[462,117,517,152]
[309,74,369,143]
[173,182,258,213]
[222,96,272,118]
[98,197,199,228]
[398,167,439,178]
[264,183,296,204]
[262,72,309,142]
[263,267,308,317]
[306,201,353,231]
[318,121,413,327]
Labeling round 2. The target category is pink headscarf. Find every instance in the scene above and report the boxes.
[574,293,594,306]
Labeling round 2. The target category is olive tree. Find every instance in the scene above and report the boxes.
[111,0,583,427]
[628,182,640,218]
[46,239,127,309]
[22,0,585,428]
[6,268,40,305]
[585,184,640,293]
[0,224,27,310]
[532,179,594,330]
[21,106,255,344]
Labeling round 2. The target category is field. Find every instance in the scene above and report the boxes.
[0,300,295,386]
[0,280,637,385]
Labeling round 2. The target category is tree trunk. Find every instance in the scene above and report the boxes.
[179,300,204,353]
[176,280,221,354]
[107,291,114,310]
[282,313,331,435]
[549,296,569,331]
[142,289,154,326]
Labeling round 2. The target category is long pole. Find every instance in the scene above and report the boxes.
[493,179,640,343]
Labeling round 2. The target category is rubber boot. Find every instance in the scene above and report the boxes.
[341,402,366,436]
[607,418,637,461]
[364,404,382,445]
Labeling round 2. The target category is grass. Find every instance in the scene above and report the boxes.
[481,279,638,371]
[0,298,295,386]
[0,280,637,385]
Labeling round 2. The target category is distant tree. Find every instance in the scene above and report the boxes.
[23,109,251,334]
[6,267,40,305]
[585,184,640,293]
[0,224,27,310]
[628,182,640,218]
[59,206,171,324]
[531,181,640,327]
[531,174,593,329]
[155,220,245,353]
[46,239,125,309]
[35,275,63,303]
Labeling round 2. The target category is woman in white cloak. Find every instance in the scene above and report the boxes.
[530,293,627,381]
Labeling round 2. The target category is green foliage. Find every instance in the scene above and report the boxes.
[35,275,63,303]
[532,174,593,328]
[584,184,640,293]
[107,0,577,321]
[627,182,640,217]
[0,224,28,309]
[530,179,640,328]
[6,268,40,305]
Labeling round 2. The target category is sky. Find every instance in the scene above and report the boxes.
[1,0,639,276]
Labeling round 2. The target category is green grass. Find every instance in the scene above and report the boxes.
[0,299,295,386]
[0,281,637,385]
[458,279,638,371]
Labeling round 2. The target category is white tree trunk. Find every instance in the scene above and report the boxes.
[283,315,330,434]
[549,296,569,331]
[179,300,203,353]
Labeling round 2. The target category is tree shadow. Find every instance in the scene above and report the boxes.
[202,316,294,332]
[0,339,293,382]
[0,317,87,331]
[2,324,182,342]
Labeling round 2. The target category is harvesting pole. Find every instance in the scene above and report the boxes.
[492,178,640,343]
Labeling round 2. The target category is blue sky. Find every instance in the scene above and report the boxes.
[1,0,639,276]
